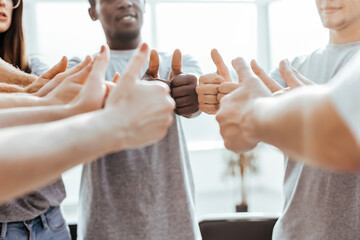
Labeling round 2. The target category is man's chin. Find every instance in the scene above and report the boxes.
[114,29,141,42]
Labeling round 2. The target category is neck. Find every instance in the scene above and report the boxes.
[107,37,141,51]
[329,21,360,44]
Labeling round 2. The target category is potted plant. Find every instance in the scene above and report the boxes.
[223,146,260,212]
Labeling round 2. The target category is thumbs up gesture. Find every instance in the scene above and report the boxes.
[104,43,175,149]
[169,49,199,117]
[216,58,272,153]
[197,49,239,115]
[142,49,199,117]
[141,49,170,86]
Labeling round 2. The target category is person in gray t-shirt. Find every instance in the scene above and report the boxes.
[199,0,360,239]
[72,1,202,239]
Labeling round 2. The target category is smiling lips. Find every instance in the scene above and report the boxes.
[116,12,137,22]
[322,6,342,14]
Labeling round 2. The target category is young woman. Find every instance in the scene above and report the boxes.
[0,0,72,239]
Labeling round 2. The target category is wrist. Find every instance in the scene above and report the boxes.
[93,109,128,152]
[242,98,268,143]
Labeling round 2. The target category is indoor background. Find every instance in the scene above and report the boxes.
[22,0,328,224]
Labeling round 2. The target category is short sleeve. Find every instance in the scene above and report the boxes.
[329,53,360,146]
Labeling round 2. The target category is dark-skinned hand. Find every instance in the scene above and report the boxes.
[142,49,199,117]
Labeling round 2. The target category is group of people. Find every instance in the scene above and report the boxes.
[0,0,359,239]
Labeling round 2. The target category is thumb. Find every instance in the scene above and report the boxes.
[279,60,304,88]
[170,49,182,80]
[112,72,121,83]
[287,60,314,85]
[145,49,160,78]
[40,56,68,80]
[211,49,232,82]
[117,43,149,91]
[250,59,282,93]
[231,57,253,83]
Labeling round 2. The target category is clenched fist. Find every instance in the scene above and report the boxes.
[196,49,233,115]
[142,49,199,118]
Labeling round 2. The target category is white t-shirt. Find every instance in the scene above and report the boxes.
[330,51,360,146]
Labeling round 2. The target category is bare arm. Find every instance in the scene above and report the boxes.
[249,87,360,171]
[0,111,116,203]
[217,58,360,172]
[0,58,37,86]
[0,44,175,203]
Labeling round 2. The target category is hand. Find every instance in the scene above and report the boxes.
[169,49,199,117]
[250,59,315,96]
[44,57,95,106]
[141,49,169,86]
[71,46,109,113]
[103,43,175,149]
[25,57,69,94]
[216,58,272,153]
[34,56,93,97]
[197,49,232,115]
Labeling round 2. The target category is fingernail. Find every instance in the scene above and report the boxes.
[100,45,106,54]
[140,43,148,52]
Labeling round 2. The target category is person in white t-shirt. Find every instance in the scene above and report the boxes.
[216,55,360,171]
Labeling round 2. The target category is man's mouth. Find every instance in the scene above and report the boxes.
[116,13,137,22]
[321,6,342,14]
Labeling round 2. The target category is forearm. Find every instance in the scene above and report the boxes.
[0,58,37,86]
[0,104,80,128]
[248,86,360,171]
[0,110,121,203]
[0,83,25,93]
[0,93,50,109]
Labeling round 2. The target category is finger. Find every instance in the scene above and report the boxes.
[279,60,304,88]
[170,49,182,79]
[83,45,110,94]
[250,59,282,93]
[171,74,197,88]
[211,49,232,82]
[199,103,219,115]
[287,60,314,85]
[175,105,199,116]
[199,73,225,84]
[67,55,92,76]
[70,60,95,85]
[195,84,220,95]
[145,49,160,78]
[112,72,121,83]
[174,95,197,108]
[218,82,240,94]
[40,56,68,79]
[198,94,218,104]
[231,57,253,83]
[118,43,149,89]
[172,84,197,97]
[217,93,226,102]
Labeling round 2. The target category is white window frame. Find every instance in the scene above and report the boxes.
[24,0,280,73]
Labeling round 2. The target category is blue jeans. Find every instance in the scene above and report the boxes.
[0,207,71,240]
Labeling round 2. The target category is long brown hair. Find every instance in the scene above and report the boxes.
[0,0,30,73]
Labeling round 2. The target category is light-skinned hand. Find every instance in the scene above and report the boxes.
[216,57,272,153]
[197,49,233,115]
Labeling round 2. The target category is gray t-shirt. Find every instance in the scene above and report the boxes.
[0,58,66,223]
[270,41,360,240]
[74,49,202,240]
[329,51,360,146]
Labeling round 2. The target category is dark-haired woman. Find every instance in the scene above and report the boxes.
[0,0,71,239]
